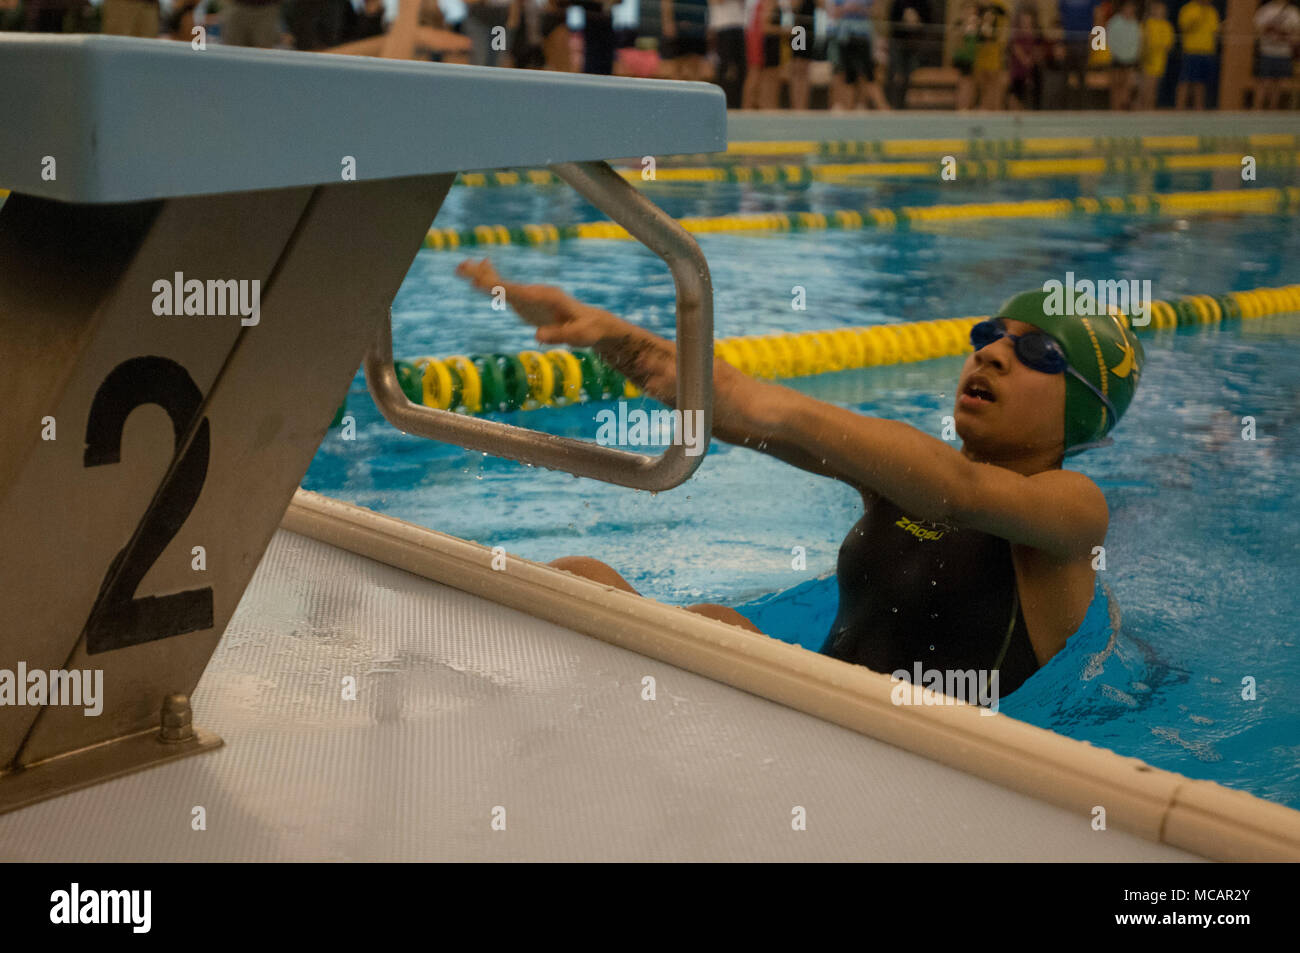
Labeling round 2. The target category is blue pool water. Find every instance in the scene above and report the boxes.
[303,165,1300,810]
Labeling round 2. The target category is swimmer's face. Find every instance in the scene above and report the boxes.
[954,318,1066,459]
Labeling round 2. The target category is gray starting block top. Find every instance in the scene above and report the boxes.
[0,35,727,204]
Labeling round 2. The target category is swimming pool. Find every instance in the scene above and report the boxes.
[303,163,1300,812]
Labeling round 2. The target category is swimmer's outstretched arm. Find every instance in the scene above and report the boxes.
[454,259,1105,558]
[740,384,1109,559]
[453,258,847,480]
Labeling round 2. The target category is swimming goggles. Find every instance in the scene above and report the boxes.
[969,318,1119,424]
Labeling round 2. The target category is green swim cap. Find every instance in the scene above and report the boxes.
[996,289,1145,455]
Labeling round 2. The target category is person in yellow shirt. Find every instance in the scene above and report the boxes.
[1088,0,1113,69]
[1176,0,1220,109]
[1139,0,1175,108]
[973,0,1011,108]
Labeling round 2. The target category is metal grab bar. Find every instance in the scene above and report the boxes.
[363,159,714,492]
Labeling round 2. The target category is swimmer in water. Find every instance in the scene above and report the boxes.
[455,258,1144,696]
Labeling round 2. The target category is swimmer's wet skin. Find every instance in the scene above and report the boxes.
[456,260,1145,700]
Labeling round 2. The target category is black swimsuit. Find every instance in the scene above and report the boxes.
[820,491,1041,696]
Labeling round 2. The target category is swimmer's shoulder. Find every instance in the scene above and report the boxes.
[955,462,1109,560]
[1027,467,1110,530]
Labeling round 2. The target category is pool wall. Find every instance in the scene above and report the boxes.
[724,111,1300,147]
[283,489,1300,862]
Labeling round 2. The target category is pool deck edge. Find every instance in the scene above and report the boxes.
[281,488,1300,863]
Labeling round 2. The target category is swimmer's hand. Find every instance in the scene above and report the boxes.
[454,257,765,417]
[455,256,669,398]
[456,257,616,347]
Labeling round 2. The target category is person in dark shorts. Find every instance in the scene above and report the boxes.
[788,0,824,108]
[762,0,783,68]
[1253,0,1300,109]
[540,0,574,71]
[661,0,712,79]
[1175,0,1219,109]
[223,0,283,47]
[1056,0,1094,108]
[1106,0,1140,109]
[742,0,785,107]
[507,0,546,69]
[829,0,890,108]
[578,0,616,74]
[455,258,1147,705]
[887,0,931,108]
[711,0,748,107]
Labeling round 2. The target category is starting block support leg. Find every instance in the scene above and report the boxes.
[0,173,455,812]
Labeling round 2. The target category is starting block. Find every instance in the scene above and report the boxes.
[0,34,723,812]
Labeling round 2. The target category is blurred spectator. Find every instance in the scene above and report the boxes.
[464,0,513,65]
[102,0,158,35]
[887,0,930,108]
[579,0,616,72]
[1007,5,1043,109]
[224,0,282,45]
[712,0,748,107]
[1176,0,1219,109]
[1107,0,1139,108]
[24,0,77,30]
[1138,0,1173,108]
[1088,0,1111,70]
[742,0,783,107]
[1254,0,1299,108]
[1039,16,1069,106]
[1057,0,1094,107]
[953,0,980,108]
[284,0,344,48]
[829,0,889,108]
[788,0,823,107]
[354,0,386,38]
[541,0,572,69]
[508,0,546,68]
[972,0,1009,109]
[165,0,200,39]
[661,0,711,79]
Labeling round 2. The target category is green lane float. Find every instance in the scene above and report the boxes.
[372,283,1298,420]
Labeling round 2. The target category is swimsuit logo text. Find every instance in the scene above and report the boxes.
[894,516,949,541]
